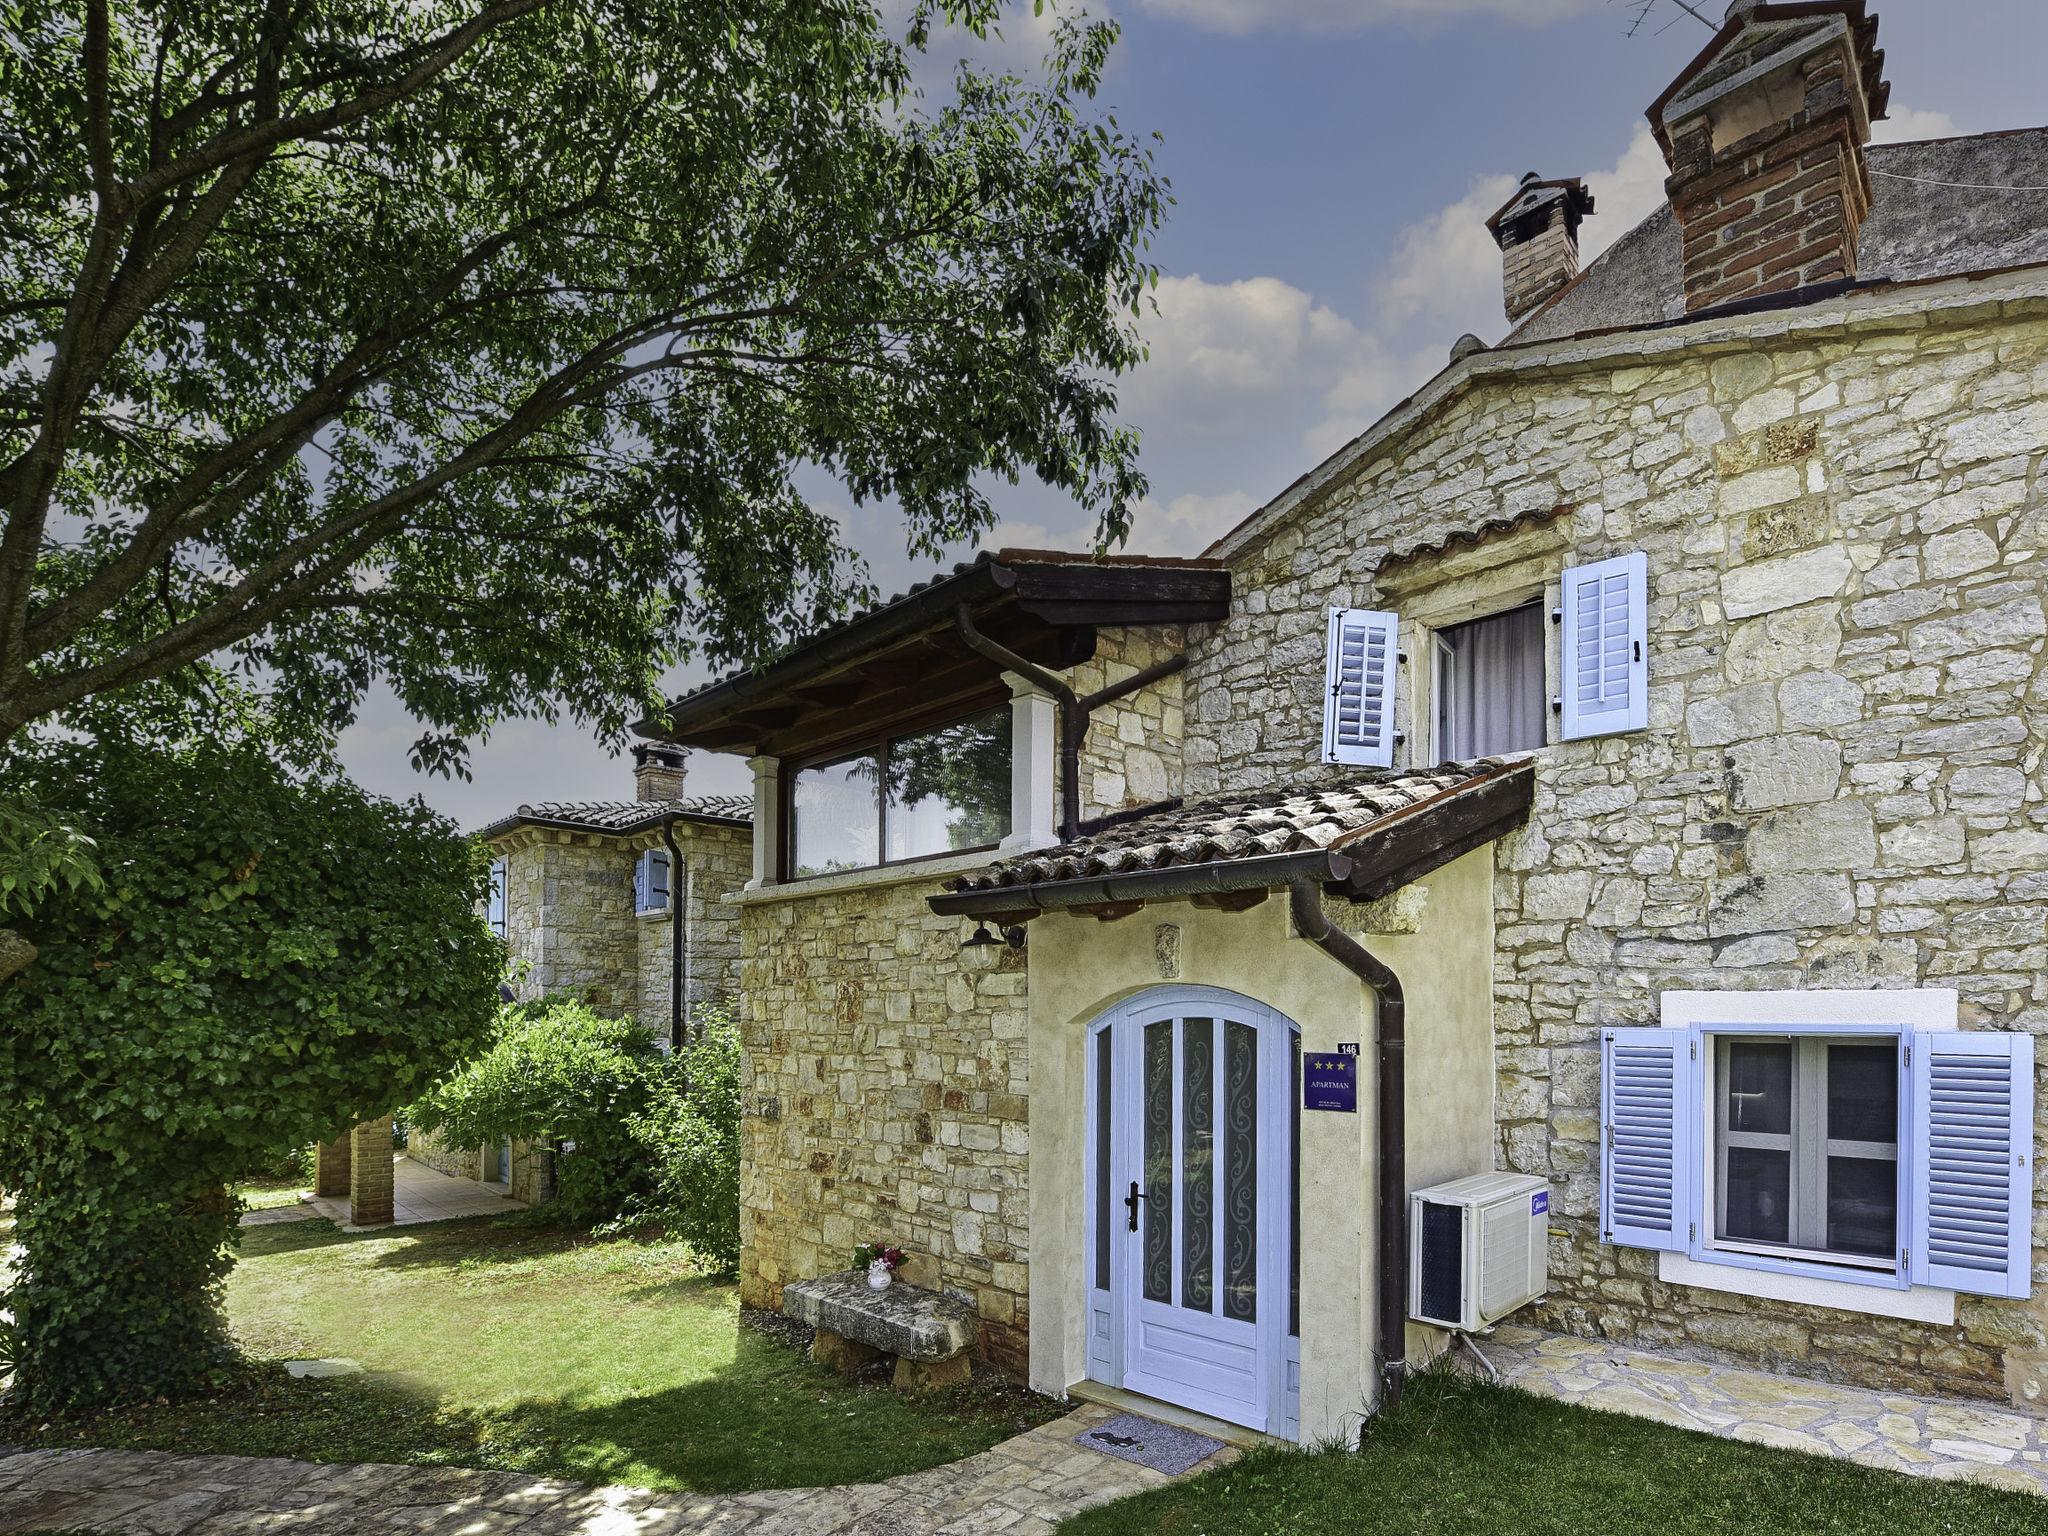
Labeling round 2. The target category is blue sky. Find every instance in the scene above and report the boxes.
[336,0,2048,826]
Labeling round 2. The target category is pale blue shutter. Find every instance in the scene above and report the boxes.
[649,849,670,910]
[488,858,507,937]
[1602,1027,1692,1252]
[1560,551,1648,740]
[1322,608,1397,768]
[1910,1031,2035,1299]
[632,854,648,912]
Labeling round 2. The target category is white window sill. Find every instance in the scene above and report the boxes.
[636,907,671,921]
[728,848,998,906]
[1658,1250,1956,1324]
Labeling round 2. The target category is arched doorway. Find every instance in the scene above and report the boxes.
[1083,986,1300,1438]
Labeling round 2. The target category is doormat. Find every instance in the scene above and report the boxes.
[1075,1413,1224,1476]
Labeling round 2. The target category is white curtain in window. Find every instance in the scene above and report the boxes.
[1440,603,1545,761]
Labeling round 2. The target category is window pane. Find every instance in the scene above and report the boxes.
[792,755,881,876]
[1725,1042,1792,1135]
[1827,1156,1898,1258]
[885,705,1013,860]
[1182,1019,1214,1314]
[1223,1019,1259,1323]
[1724,1146,1791,1244]
[1438,602,1546,761]
[1143,1020,1173,1305]
[1828,1044,1897,1144]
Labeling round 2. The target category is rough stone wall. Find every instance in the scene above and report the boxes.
[1067,624,1188,823]
[628,822,753,1027]
[1195,296,2048,1405]
[407,1127,483,1182]
[493,829,639,1010]
[738,876,1032,1374]
[488,820,749,1020]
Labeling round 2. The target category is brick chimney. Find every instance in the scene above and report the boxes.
[1649,0,1889,314]
[633,742,688,802]
[1488,174,1596,323]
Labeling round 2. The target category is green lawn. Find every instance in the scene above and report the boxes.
[0,1197,1060,1493]
[1055,1368,2045,1536]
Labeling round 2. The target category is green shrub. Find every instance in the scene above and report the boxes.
[407,1000,744,1270]
[407,999,664,1226]
[630,1011,743,1274]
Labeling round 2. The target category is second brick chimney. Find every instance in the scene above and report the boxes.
[633,742,688,802]
[1488,174,1597,323]
[1649,0,1890,313]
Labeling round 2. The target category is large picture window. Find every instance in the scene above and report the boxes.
[790,704,1012,878]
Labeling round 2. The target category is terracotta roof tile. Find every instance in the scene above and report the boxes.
[480,795,752,841]
[946,760,1520,893]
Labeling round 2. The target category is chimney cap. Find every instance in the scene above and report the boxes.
[1646,2,1889,160]
[1485,176,1595,249]
[633,741,687,768]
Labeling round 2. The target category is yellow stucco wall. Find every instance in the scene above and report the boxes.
[1024,843,1496,1444]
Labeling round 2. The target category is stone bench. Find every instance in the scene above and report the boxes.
[782,1269,978,1390]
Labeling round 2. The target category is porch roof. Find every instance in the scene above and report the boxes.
[926,757,1535,922]
[636,550,1230,762]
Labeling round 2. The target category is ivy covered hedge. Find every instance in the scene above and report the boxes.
[0,742,502,1412]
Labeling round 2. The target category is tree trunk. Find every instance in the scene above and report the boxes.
[0,928,35,982]
[4,1163,241,1411]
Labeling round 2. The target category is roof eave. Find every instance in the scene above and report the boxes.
[478,807,751,842]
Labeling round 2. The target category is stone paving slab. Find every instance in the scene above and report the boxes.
[0,1402,1235,1534]
[1480,1324,2048,1498]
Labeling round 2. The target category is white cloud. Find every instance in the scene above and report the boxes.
[1112,117,1686,471]
[1134,0,1596,34]
[1871,104,1959,146]
[1117,273,1396,441]
[1121,489,1262,555]
[1580,120,1671,262]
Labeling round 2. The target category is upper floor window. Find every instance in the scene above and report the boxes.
[487,857,507,937]
[790,704,1012,878]
[1322,548,1649,768]
[1434,602,1545,762]
[634,848,671,913]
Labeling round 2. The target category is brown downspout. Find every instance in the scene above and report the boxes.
[1289,879,1408,1416]
[954,603,1189,842]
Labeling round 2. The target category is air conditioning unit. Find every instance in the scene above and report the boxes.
[1409,1172,1550,1332]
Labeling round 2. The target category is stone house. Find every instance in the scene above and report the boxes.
[409,743,754,1200]
[642,1,2048,1447]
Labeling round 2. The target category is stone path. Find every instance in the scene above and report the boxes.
[239,1157,526,1233]
[0,1401,1233,1534]
[1483,1324,2048,1497]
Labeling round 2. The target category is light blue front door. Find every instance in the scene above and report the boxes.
[1086,987,1299,1437]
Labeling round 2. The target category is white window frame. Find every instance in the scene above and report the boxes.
[1654,989,1959,1324]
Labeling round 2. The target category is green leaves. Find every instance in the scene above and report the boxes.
[3,1,1167,772]
[0,789,102,918]
[0,736,502,1408]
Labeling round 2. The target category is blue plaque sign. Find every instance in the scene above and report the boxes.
[1303,1052,1357,1113]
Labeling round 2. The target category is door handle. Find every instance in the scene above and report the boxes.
[1125,1180,1146,1232]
